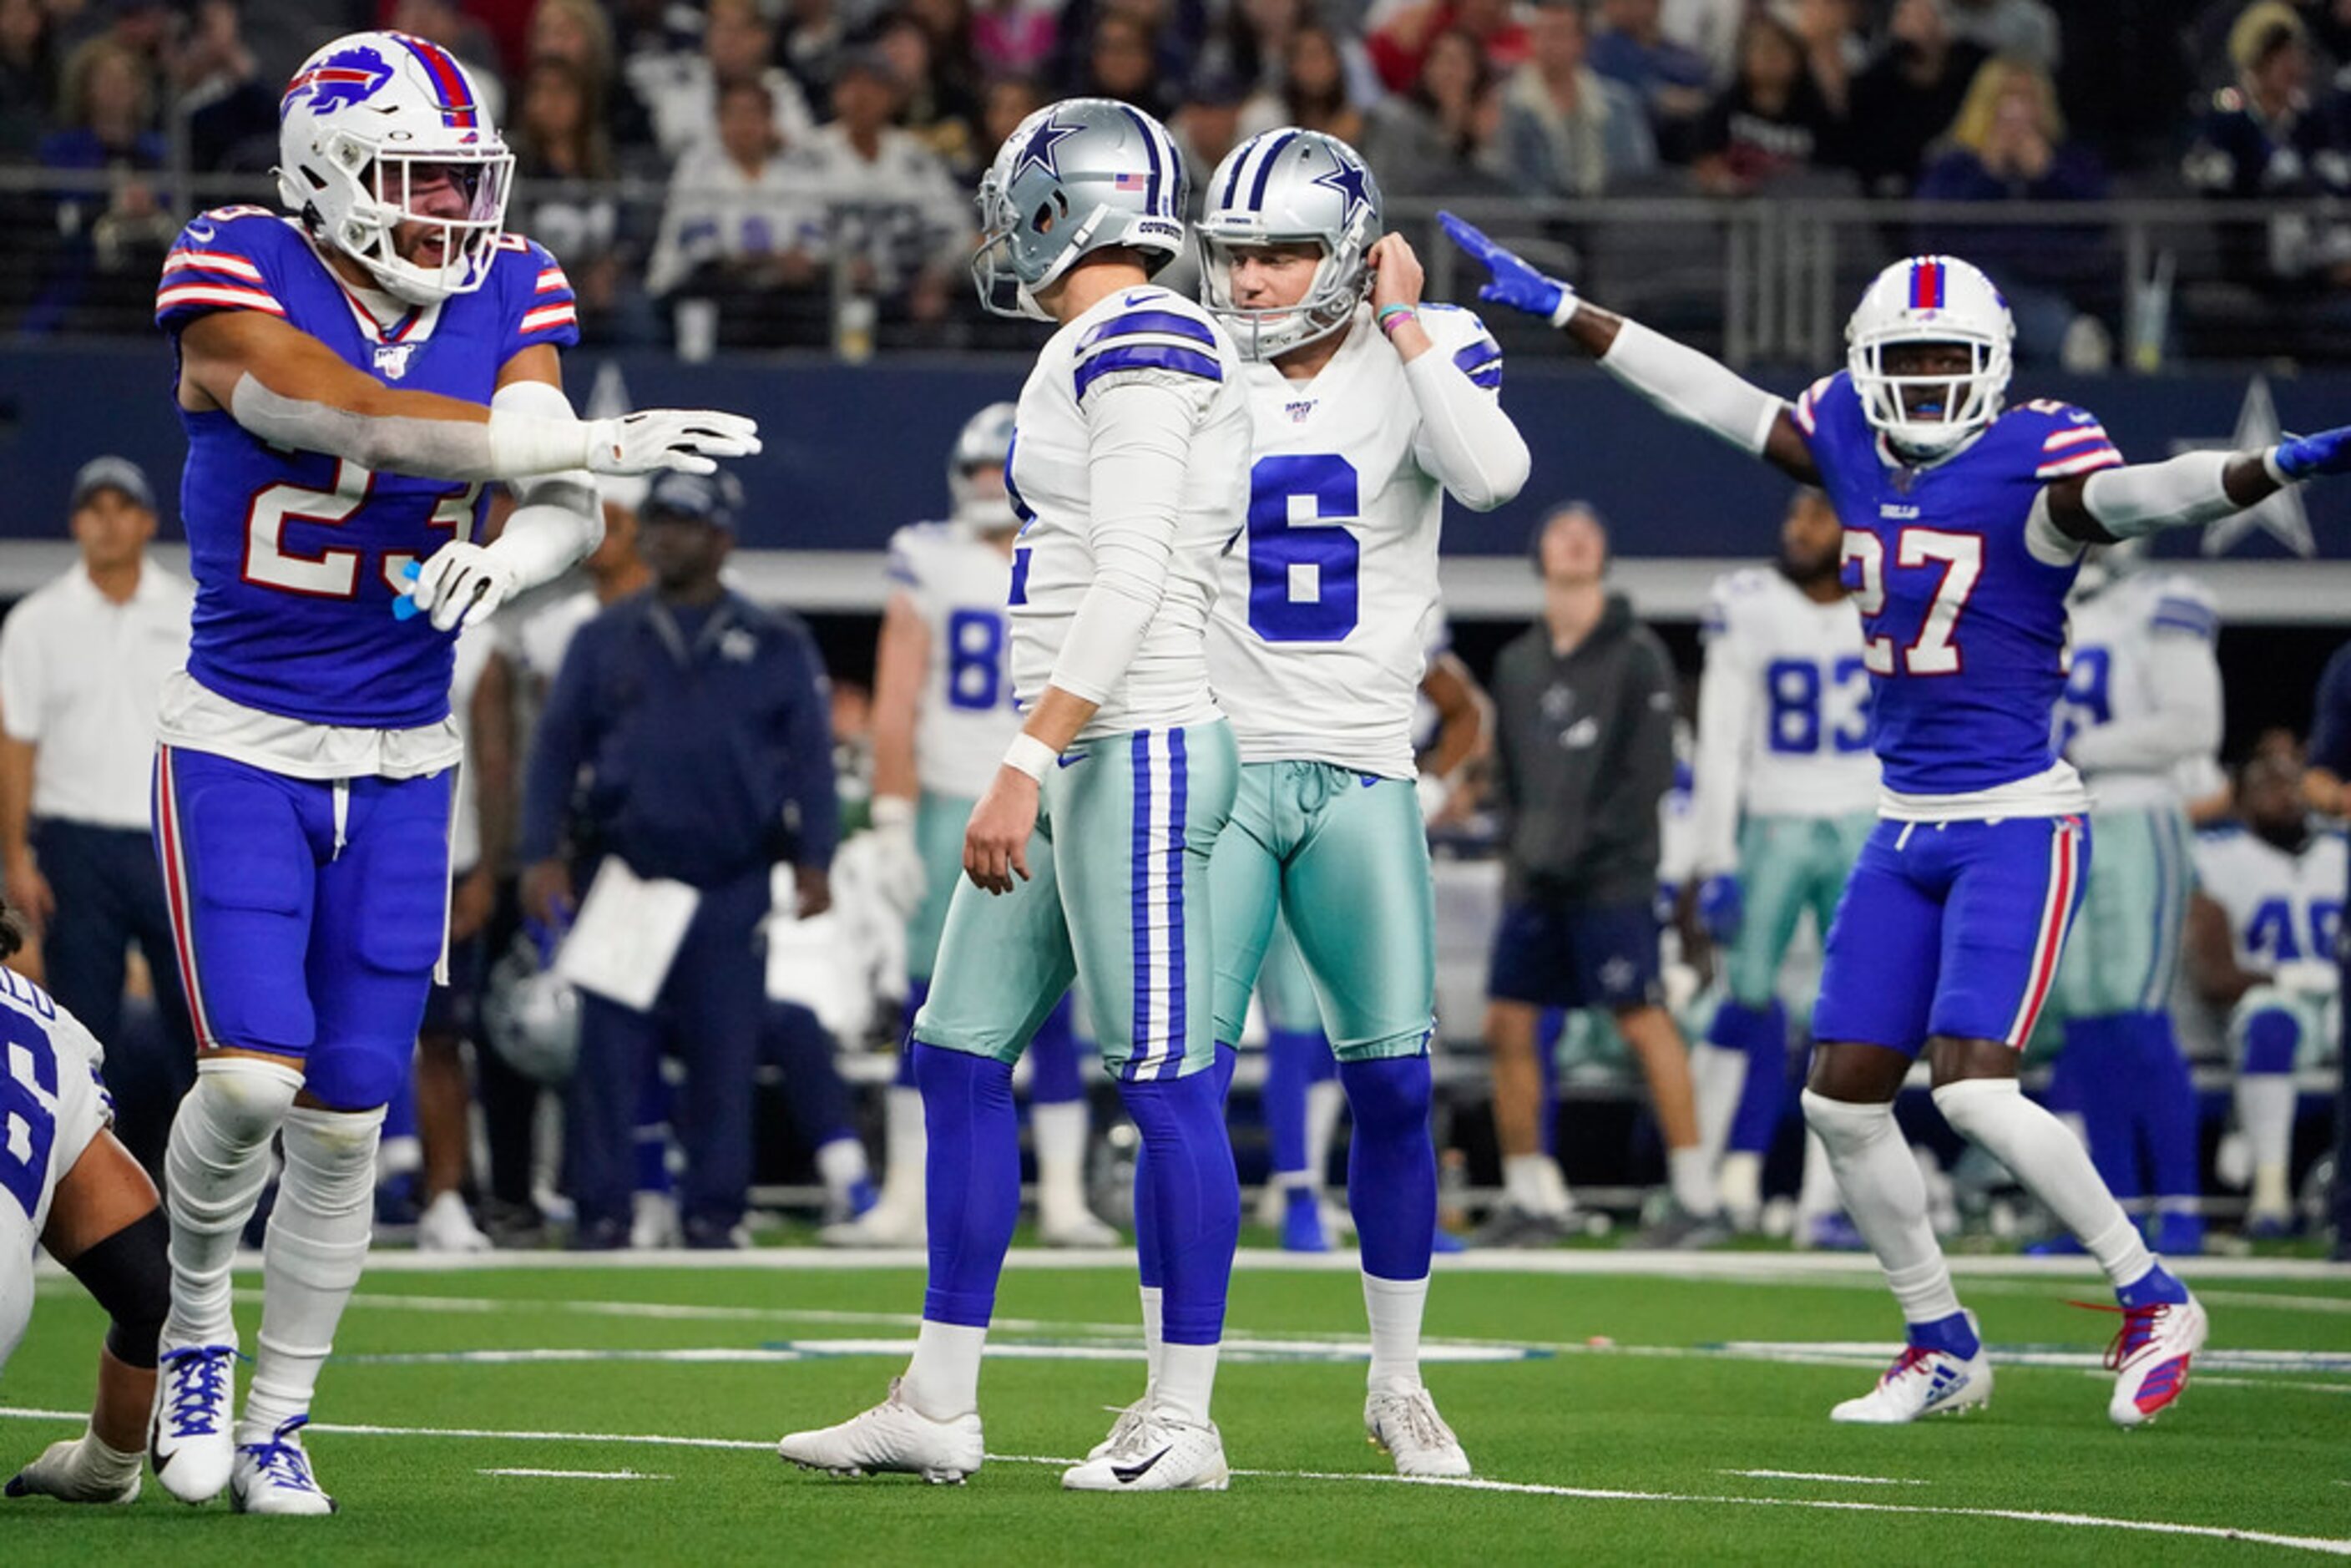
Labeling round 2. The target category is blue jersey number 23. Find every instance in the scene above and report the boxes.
[1248,454,1360,643]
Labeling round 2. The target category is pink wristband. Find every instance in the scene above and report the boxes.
[1377,304,1418,336]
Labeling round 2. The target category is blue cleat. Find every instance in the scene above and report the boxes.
[1281,1188,1332,1252]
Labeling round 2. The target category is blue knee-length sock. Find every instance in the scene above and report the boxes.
[2060,1017,2142,1201]
[1134,1044,1235,1295]
[1028,996,1084,1105]
[913,1044,1021,1328]
[1718,999,1790,1156]
[1120,1065,1239,1346]
[1339,1055,1436,1282]
[2123,1011,2202,1211]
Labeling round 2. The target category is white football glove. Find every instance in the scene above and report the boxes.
[407,540,519,633]
[868,797,928,917]
[5,1431,142,1504]
[582,410,762,477]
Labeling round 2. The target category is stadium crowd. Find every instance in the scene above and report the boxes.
[5,0,2351,354]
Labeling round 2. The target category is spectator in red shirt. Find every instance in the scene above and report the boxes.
[1369,0,1527,96]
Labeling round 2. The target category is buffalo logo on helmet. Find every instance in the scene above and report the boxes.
[281,43,394,122]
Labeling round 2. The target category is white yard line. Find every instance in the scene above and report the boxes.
[31,1247,2320,1284]
[1721,1469,1929,1486]
[479,1468,671,1481]
[2,1405,2342,1554]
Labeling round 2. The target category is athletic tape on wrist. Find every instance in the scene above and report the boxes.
[1003,733,1057,783]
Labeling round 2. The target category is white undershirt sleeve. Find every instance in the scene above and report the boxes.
[1597,319,1785,456]
[1403,346,1531,513]
[1688,625,1755,878]
[1045,376,1206,705]
[2066,630,2224,775]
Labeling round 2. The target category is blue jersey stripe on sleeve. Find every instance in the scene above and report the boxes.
[1466,364,1504,390]
[1079,309,1216,351]
[1454,340,1502,375]
[1073,344,1223,399]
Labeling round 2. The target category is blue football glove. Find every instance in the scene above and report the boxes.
[1437,211,1575,326]
[2273,427,2351,479]
[1697,874,1743,944]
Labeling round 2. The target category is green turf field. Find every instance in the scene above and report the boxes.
[3,1251,2348,1565]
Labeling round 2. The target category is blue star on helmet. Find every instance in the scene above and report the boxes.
[1014,109,1085,181]
[1312,157,1373,225]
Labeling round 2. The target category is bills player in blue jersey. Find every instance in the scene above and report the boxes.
[144,32,758,1515]
[1446,215,2351,1429]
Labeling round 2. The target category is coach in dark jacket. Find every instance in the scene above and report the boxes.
[519,468,839,1248]
[1474,503,1724,1248]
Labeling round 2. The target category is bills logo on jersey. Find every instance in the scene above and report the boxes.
[372,341,419,380]
[283,43,393,120]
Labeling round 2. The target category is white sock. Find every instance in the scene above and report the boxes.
[901,1320,987,1420]
[161,1057,302,1348]
[1666,1145,1719,1216]
[1504,1154,1563,1216]
[1718,1151,1763,1220]
[1802,1090,1961,1324]
[1933,1078,2154,1290]
[1362,1272,1428,1394]
[1139,1284,1164,1387]
[1687,1040,1746,1165]
[1304,1079,1345,1198]
[1154,1341,1219,1427]
[815,1136,870,1203]
[1031,1100,1090,1216]
[241,1104,384,1441]
[1796,1130,1840,1220]
[884,1085,927,1209]
[2237,1075,2295,1209]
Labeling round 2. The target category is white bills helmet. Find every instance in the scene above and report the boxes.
[947,401,1019,534]
[1846,255,2014,458]
[1197,128,1383,360]
[276,31,515,306]
[971,98,1189,321]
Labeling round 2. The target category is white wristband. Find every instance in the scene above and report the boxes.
[871,795,915,829]
[1550,291,1581,330]
[1003,734,1057,783]
[2263,445,2295,488]
[485,407,599,477]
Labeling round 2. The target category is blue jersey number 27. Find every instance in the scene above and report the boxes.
[1248,454,1360,644]
[0,1012,59,1222]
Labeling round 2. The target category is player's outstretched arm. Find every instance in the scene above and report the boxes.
[2037,427,2351,554]
[175,310,760,483]
[1438,211,1819,483]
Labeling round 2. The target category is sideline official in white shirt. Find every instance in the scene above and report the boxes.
[0,455,196,1176]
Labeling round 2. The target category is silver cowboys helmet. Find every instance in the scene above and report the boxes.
[481,923,580,1085]
[1197,128,1383,361]
[276,30,515,306]
[1846,254,2014,459]
[971,97,1190,321]
[948,401,1019,534]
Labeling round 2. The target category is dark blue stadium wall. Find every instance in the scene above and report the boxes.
[6,341,2342,564]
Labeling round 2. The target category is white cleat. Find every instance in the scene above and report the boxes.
[6,1434,142,1504]
[1038,1206,1121,1248]
[230,1418,336,1515]
[777,1379,984,1484]
[2104,1293,2208,1429]
[818,1197,926,1249]
[1060,1408,1229,1493]
[1365,1387,1471,1478]
[1831,1344,1993,1424]
[1084,1398,1148,1461]
[630,1190,682,1250]
[150,1343,239,1505]
[417,1190,494,1254]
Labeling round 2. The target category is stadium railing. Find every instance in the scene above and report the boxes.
[1,164,2344,368]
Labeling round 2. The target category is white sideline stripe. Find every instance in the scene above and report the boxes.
[338,1338,1544,1368]
[3,1407,2343,1556]
[38,1247,2348,1284]
[243,1249,2351,1283]
[1722,1469,1929,1486]
[480,1468,671,1480]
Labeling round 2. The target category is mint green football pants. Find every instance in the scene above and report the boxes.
[911,721,1236,1080]
[1723,813,1874,1008]
[1210,761,1434,1061]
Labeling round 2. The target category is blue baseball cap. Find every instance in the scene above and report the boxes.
[641,469,743,531]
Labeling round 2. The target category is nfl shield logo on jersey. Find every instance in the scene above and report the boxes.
[372,342,418,380]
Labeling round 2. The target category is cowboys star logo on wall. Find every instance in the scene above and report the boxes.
[2170,375,2314,558]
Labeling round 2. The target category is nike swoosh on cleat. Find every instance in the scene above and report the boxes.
[1110,1446,1171,1485]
